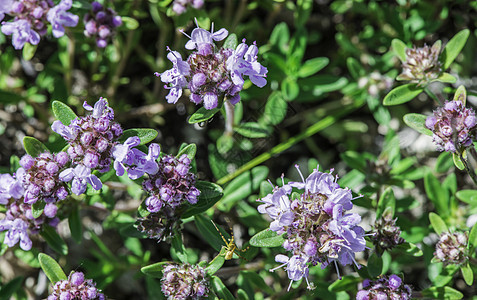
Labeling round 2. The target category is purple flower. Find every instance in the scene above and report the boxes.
[259,164,365,290]
[171,0,204,15]
[112,137,160,179]
[426,100,476,153]
[1,19,40,49]
[227,40,268,88]
[49,271,106,300]
[0,173,24,204]
[83,2,122,48]
[51,120,79,140]
[0,218,32,250]
[59,165,102,195]
[183,20,228,56]
[0,0,14,22]
[161,263,209,299]
[46,0,79,38]
[158,50,190,104]
[357,275,411,300]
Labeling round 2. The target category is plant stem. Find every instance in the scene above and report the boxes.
[216,98,366,185]
[460,152,477,186]
[224,100,235,136]
[424,87,442,106]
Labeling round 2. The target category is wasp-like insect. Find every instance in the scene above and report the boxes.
[211,220,249,260]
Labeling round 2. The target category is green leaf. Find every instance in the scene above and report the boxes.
[270,22,290,54]
[421,286,463,300]
[453,152,465,170]
[141,261,170,278]
[383,84,424,106]
[0,90,24,104]
[32,201,45,219]
[22,43,37,61]
[234,122,270,138]
[171,234,188,264]
[0,276,24,300]
[211,276,235,300]
[68,206,82,244]
[442,29,470,70]
[194,215,226,252]
[435,72,457,84]
[138,199,150,218]
[394,242,423,256]
[263,91,287,125]
[118,128,158,145]
[367,252,383,278]
[40,226,68,255]
[297,57,329,78]
[391,39,408,62]
[52,100,78,126]
[455,190,477,204]
[188,107,220,124]
[468,224,477,251]
[176,143,197,160]
[376,187,395,219]
[429,212,448,235]
[223,33,238,50]
[328,275,361,292]
[453,85,467,105]
[403,113,432,136]
[38,253,67,283]
[249,229,285,247]
[206,255,225,275]
[121,16,139,30]
[281,77,300,101]
[218,166,268,211]
[461,262,473,286]
[23,136,49,157]
[217,134,234,155]
[425,172,449,215]
[181,181,224,218]
[346,57,364,78]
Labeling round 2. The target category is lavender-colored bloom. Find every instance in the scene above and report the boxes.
[1,19,40,49]
[112,137,160,180]
[161,263,209,299]
[171,0,204,15]
[426,100,476,153]
[0,0,14,21]
[434,231,469,265]
[156,20,267,110]
[259,165,365,290]
[49,271,106,300]
[0,173,24,204]
[157,51,190,104]
[0,218,32,250]
[46,0,79,38]
[356,275,412,300]
[59,165,102,195]
[83,2,121,48]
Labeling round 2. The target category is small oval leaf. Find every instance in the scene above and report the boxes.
[223,33,238,50]
[297,57,329,78]
[249,229,284,247]
[429,212,448,235]
[442,29,470,70]
[23,136,49,157]
[461,262,473,286]
[383,84,424,106]
[403,113,433,136]
[121,16,139,30]
[188,107,220,124]
[206,255,225,275]
[453,85,467,105]
[38,253,67,283]
[32,201,45,219]
[234,122,270,138]
[118,128,158,145]
[391,39,408,62]
[176,143,197,160]
[141,261,171,278]
[52,101,78,126]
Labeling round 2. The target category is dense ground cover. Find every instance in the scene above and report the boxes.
[1,0,477,299]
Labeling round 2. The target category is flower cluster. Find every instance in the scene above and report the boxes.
[172,0,204,15]
[161,263,209,299]
[372,210,405,254]
[356,275,412,300]
[434,231,469,265]
[156,20,267,109]
[112,137,160,180]
[136,206,181,242]
[20,152,69,205]
[0,168,60,251]
[48,271,106,300]
[258,165,366,290]
[0,0,78,49]
[142,154,199,213]
[83,1,122,48]
[397,41,441,85]
[426,100,477,153]
[358,71,393,98]
[53,98,123,194]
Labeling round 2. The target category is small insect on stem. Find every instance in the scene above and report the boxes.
[211,220,249,261]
